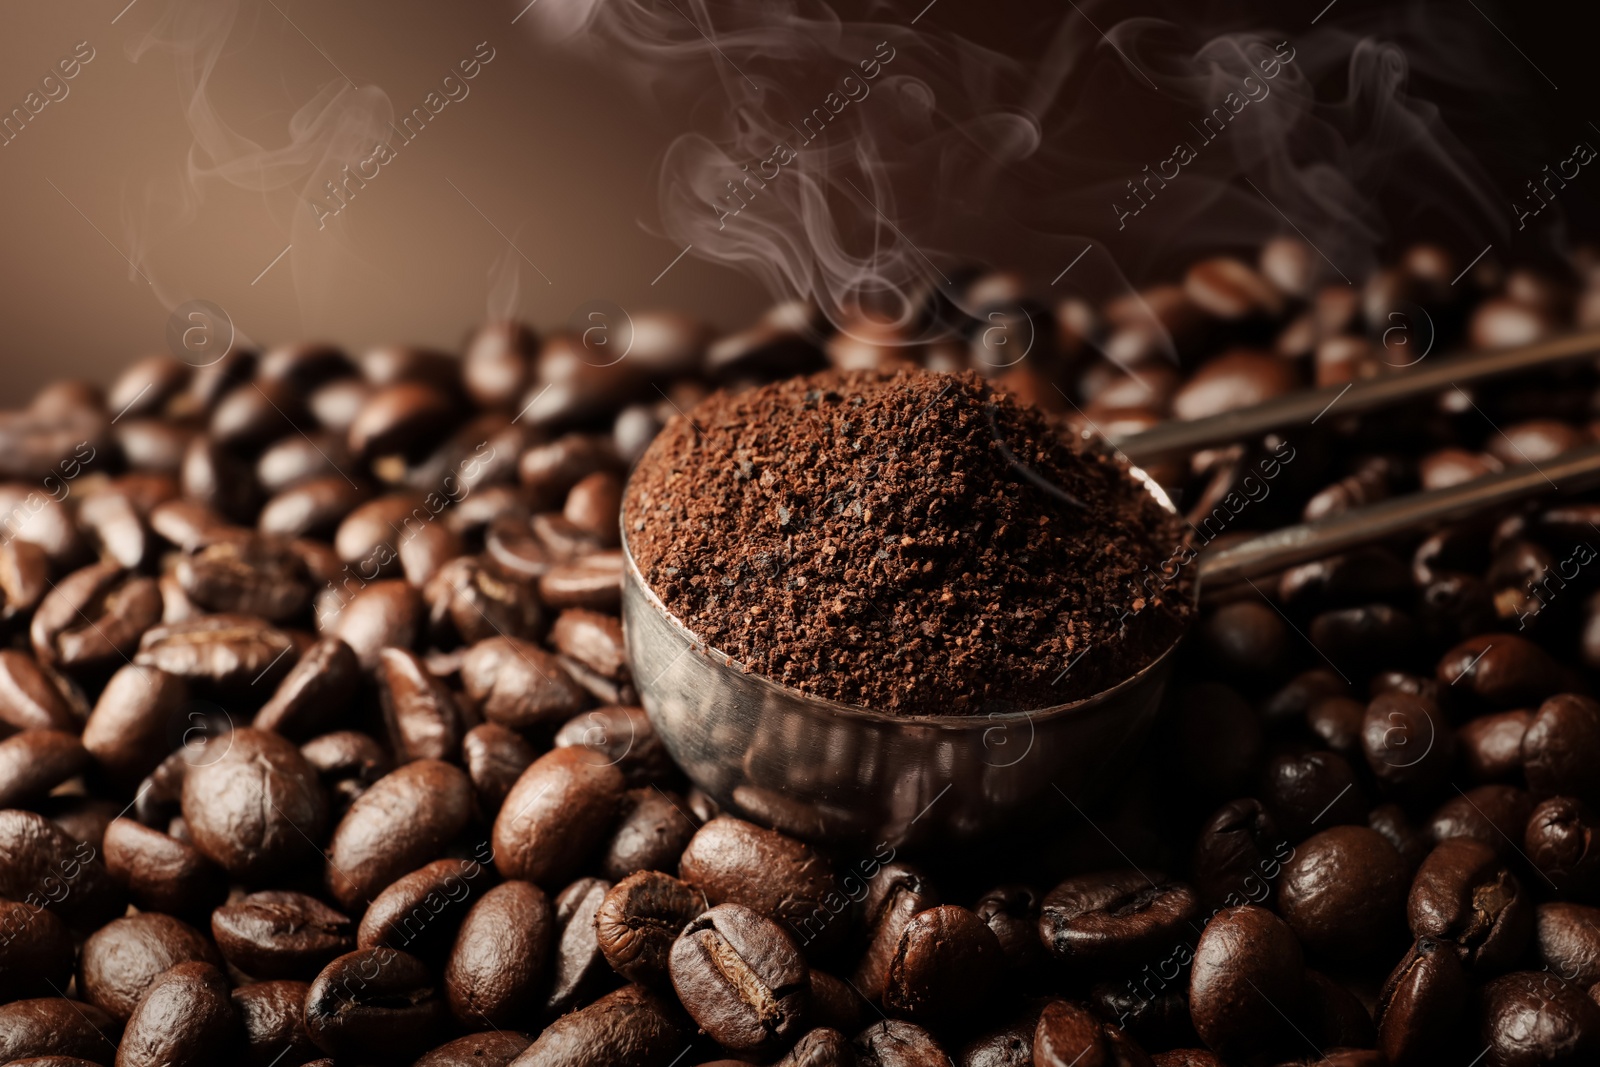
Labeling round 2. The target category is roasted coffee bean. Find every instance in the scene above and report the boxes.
[0,649,78,732]
[1459,710,1534,783]
[1278,826,1408,959]
[550,609,628,682]
[1534,901,1600,990]
[233,979,318,1067]
[1478,970,1600,1066]
[546,877,616,1016]
[853,864,941,1002]
[134,615,298,694]
[358,857,489,963]
[253,638,361,740]
[1188,905,1306,1061]
[1305,696,1366,760]
[883,905,1001,1026]
[679,817,842,954]
[956,1007,1039,1067]
[109,356,190,420]
[0,998,124,1064]
[32,562,162,673]
[182,434,261,523]
[553,705,675,787]
[425,555,545,646]
[101,817,225,918]
[212,891,354,979]
[0,729,88,807]
[304,947,447,1061]
[333,493,427,576]
[349,382,459,461]
[1428,784,1534,857]
[325,759,474,910]
[1032,1000,1151,1067]
[519,435,622,511]
[300,730,392,812]
[1522,694,1600,804]
[211,378,307,450]
[259,476,374,541]
[1197,602,1291,684]
[510,984,687,1067]
[444,879,553,1028]
[1259,750,1366,841]
[851,1019,953,1067]
[1172,350,1298,421]
[416,1032,535,1067]
[462,722,538,812]
[0,808,124,929]
[1376,936,1469,1067]
[671,903,809,1053]
[1437,634,1568,708]
[78,488,155,570]
[974,884,1044,974]
[1039,871,1198,971]
[601,788,698,880]
[462,636,588,730]
[776,1027,857,1067]
[492,747,626,887]
[257,432,358,494]
[1524,796,1600,898]
[594,870,705,985]
[78,912,224,1021]
[1361,690,1454,796]
[324,580,423,668]
[0,896,74,1000]
[1408,837,1531,970]
[81,664,188,790]
[376,647,463,763]
[175,535,312,621]
[1090,981,1193,1053]
[180,727,326,881]
[561,472,623,549]
[115,961,238,1067]
[538,552,624,612]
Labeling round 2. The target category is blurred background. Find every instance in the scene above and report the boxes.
[0,0,1593,404]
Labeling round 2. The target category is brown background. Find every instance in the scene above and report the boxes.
[0,0,1590,405]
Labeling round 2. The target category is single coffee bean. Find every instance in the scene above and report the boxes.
[1522,694,1600,804]
[211,891,355,980]
[538,552,624,612]
[955,1006,1042,1067]
[1524,796,1600,898]
[180,727,327,881]
[175,535,312,621]
[1361,691,1455,796]
[1188,905,1307,1061]
[545,877,616,1016]
[519,435,622,511]
[348,382,458,460]
[1039,870,1199,971]
[851,1019,953,1067]
[233,979,317,1067]
[553,705,676,787]
[424,555,545,646]
[358,857,488,964]
[0,896,74,1000]
[671,903,809,1054]
[101,817,225,918]
[1197,602,1291,685]
[808,970,871,1037]
[974,885,1045,974]
[493,747,625,888]
[333,493,427,576]
[1534,902,1600,988]
[0,729,89,808]
[32,561,162,673]
[461,636,589,730]
[1478,970,1600,1067]
[444,879,553,1029]
[1278,826,1409,960]
[775,1027,857,1067]
[0,998,124,1064]
[1032,999,1152,1067]
[78,913,224,1021]
[415,1032,534,1067]
[1428,784,1533,857]
[1408,838,1531,970]
[181,434,261,524]
[257,432,358,494]
[1459,710,1535,783]
[324,580,423,669]
[0,649,78,732]
[601,789,699,881]
[883,905,1002,1026]
[253,637,361,740]
[376,647,464,763]
[1305,696,1367,760]
[81,664,188,790]
[853,864,941,1002]
[0,809,124,929]
[1437,634,1567,709]
[461,722,538,812]
[562,472,623,548]
[509,984,687,1067]
[114,961,238,1067]
[1191,799,1292,912]
[303,947,447,1061]
[679,817,842,955]
[1259,749,1366,841]
[259,476,374,541]
[550,609,628,682]
[300,729,392,813]
[324,759,474,910]
[1376,936,1469,1067]
[595,870,706,985]
[134,614,299,694]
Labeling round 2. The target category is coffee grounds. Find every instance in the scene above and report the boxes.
[623,368,1193,715]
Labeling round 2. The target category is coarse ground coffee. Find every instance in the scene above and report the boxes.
[623,367,1193,714]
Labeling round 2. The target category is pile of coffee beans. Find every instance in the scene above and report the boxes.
[1,237,1600,1067]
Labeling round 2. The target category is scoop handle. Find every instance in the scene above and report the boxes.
[1196,441,1600,594]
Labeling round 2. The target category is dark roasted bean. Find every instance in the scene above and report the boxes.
[444,879,553,1029]
[0,896,74,1001]
[211,891,355,980]
[377,647,463,763]
[1278,826,1408,959]
[671,902,809,1054]
[462,636,588,730]
[234,979,318,1067]
[492,747,625,888]
[180,727,327,881]
[78,913,224,1021]
[0,809,124,929]
[1188,905,1306,1061]
[304,947,447,1061]
[1524,796,1600,898]
[253,637,361,740]
[1408,838,1531,970]
[595,870,705,986]
[883,905,1001,1026]
[1039,871,1198,972]
[546,877,615,1016]
[510,984,687,1067]
[358,857,489,963]
[1376,936,1469,1067]
[101,817,225,919]
[324,759,474,910]
[462,722,538,812]
[679,817,842,955]
[115,961,238,1067]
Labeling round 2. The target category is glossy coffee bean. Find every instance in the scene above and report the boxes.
[211,891,354,980]
[1524,796,1600,898]
[376,647,463,763]
[851,1019,953,1067]
[0,729,89,808]
[358,857,489,963]
[597,869,709,988]
[304,947,447,1061]
[134,615,298,694]
[444,879,553,1029]
[0,896,74,1000]
[1437,634,1567,709]
[511,984,686,1067]
[679,817,841,955]
[461,722,537,812]
[176,535,312,621]
[883,905,1002,1026]
[1459,710,1534,783]
[1188,905,1306,1061]
[1259,749,1366,841]
[180,727,327,881]
[774,1027,856,1067]
[0,809,125,929]
[550,609,628,682]
[1522,694,1600,804]
[415,1032,534,1067]
[1039,871,1199,970]
[31,562,162,673]
[233,979,317,1067]
[545,877,615,1016]
[854,864,941,1002]
[78,913,223,1021]
[1191,798,1291,911]
[538,552,624,612]
[300,730,392,813]
[1428,785,1533,858]
[462,636,588,730]
[1361,691,1454,796]
[1408,838,1531,970]
[324,580,423,669]
[81,664,189,790]
[492,747,625,888]
[115,961,238,1067]
[0,649,78,732]
[1376,936,1469,1067]
[671,902,809,1053]
[974,884,1045,974]
[324,759,474,910]
[1032,999,1151,1067]
[101,817,225,918]
[601,789,698,881]
[253,637,361,740]
[0,998,124,1064]
[425,556,545,646]
[1278,826,1409,959]
[1478,970,1600,1066]
[553,705,675,788]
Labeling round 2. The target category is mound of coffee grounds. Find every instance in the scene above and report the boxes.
[623,368,1193,714]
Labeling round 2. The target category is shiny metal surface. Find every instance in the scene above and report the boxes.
[622,467,1190,848]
